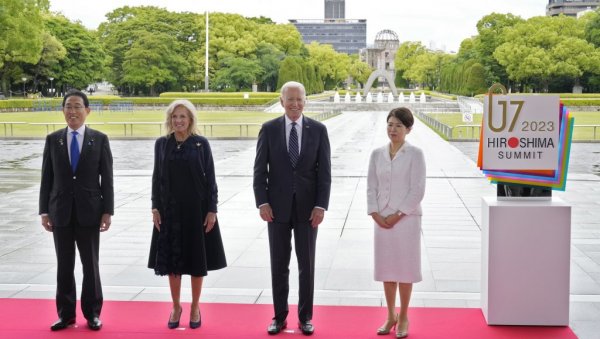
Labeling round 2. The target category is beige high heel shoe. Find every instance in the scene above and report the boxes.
[376,315,398,335]
[396,319,409,338]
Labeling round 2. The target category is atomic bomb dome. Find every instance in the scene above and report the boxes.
[374,30,399,50]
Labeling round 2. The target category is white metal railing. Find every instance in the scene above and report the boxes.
[457,96,483,114]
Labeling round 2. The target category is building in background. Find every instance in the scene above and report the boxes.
[546,0,600,17]
[289,0,366,54]
[359,30,399,88]
[325,0,345,19]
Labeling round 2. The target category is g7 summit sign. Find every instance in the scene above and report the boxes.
[482,95,560,171]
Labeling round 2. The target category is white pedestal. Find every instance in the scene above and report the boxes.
[481,197,571,326]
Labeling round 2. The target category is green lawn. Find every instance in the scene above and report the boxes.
[427,112,600,140]
[0,110,322,138]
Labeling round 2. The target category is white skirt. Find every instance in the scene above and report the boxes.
[373,209,422,283]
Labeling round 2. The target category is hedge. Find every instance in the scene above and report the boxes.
[0,99,61,109]
[0,96,276,109]
[556,94,600,98]
[159,92,279,99]
[560,99,600,106]
[476,93,600,98]
[5,96,597,110]
[128,97,274,105]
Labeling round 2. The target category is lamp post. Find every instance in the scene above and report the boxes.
[22,77,27,98]
[49,77,54,97]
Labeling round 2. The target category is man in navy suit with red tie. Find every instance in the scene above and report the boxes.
[253,81,331,335]
[39,89,113,331]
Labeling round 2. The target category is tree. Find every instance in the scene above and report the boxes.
[394,41,427,87]
[439,39,489,95]
[23,30,67,93]
[404,51,449,89]
[465,62,488,95]
[98,7,306,94]
[303,63,317,94]
[439,57,458,93]
[277,57,304,90]
[256,42,285,91]
[404,52,433,87]
[584,9,600,47]
[0,0,47,94]
[258,24,305,56]
[99,6,196,94]
[494,15,600,92]
[474,13,524,85]
[248,16,275,25]
[212,56,262,91]
[45,15,106,91]
[306,42,350,89]
[123,31,188,95]
[348,56,372,87]
[455,38,478,62]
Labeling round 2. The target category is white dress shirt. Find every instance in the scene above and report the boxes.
[284,114,302,155]
[67,125,85,163]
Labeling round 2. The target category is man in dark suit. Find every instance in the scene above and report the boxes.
[253,81,331,335]
[39,89,114,331]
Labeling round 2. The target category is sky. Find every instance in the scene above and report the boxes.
[49,0,548,52]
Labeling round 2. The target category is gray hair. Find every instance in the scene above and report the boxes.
[164,99,200,136]
[280,81,306,99]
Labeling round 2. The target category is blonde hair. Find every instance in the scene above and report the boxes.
[164,99,200,136]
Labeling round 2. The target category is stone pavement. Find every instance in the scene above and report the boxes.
[0,111,599,338]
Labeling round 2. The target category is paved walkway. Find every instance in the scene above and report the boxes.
[0,111,599,338]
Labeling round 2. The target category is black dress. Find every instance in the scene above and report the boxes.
[148,135,227,277]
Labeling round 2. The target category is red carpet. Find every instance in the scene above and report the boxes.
[0,298,576,338]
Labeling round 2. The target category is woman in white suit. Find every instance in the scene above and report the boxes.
[367,107,426,338]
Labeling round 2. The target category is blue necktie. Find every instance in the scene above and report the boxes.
[289,122,299,167]
[70,131,80,173]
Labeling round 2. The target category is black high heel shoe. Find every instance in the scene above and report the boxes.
[189,309,201,329]
[168,308,182,329]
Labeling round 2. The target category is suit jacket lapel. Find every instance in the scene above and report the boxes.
[77,128,92,168]
[298,116,310,163]
[58,128,70,169]
[278,117,291,165]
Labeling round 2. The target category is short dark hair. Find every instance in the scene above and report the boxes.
[387,107,414,128]
[62,89,89,108]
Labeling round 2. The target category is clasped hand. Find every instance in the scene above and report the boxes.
[371,212,403,229]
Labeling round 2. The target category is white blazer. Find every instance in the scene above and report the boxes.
[367,141,426,216]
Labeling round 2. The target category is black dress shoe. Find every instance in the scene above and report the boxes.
[168,308,182,329]
[267,319,287,335]
[298,320,314,335]
[87,317,102,331]
[50,318,76,331]
[189,309,201,329]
